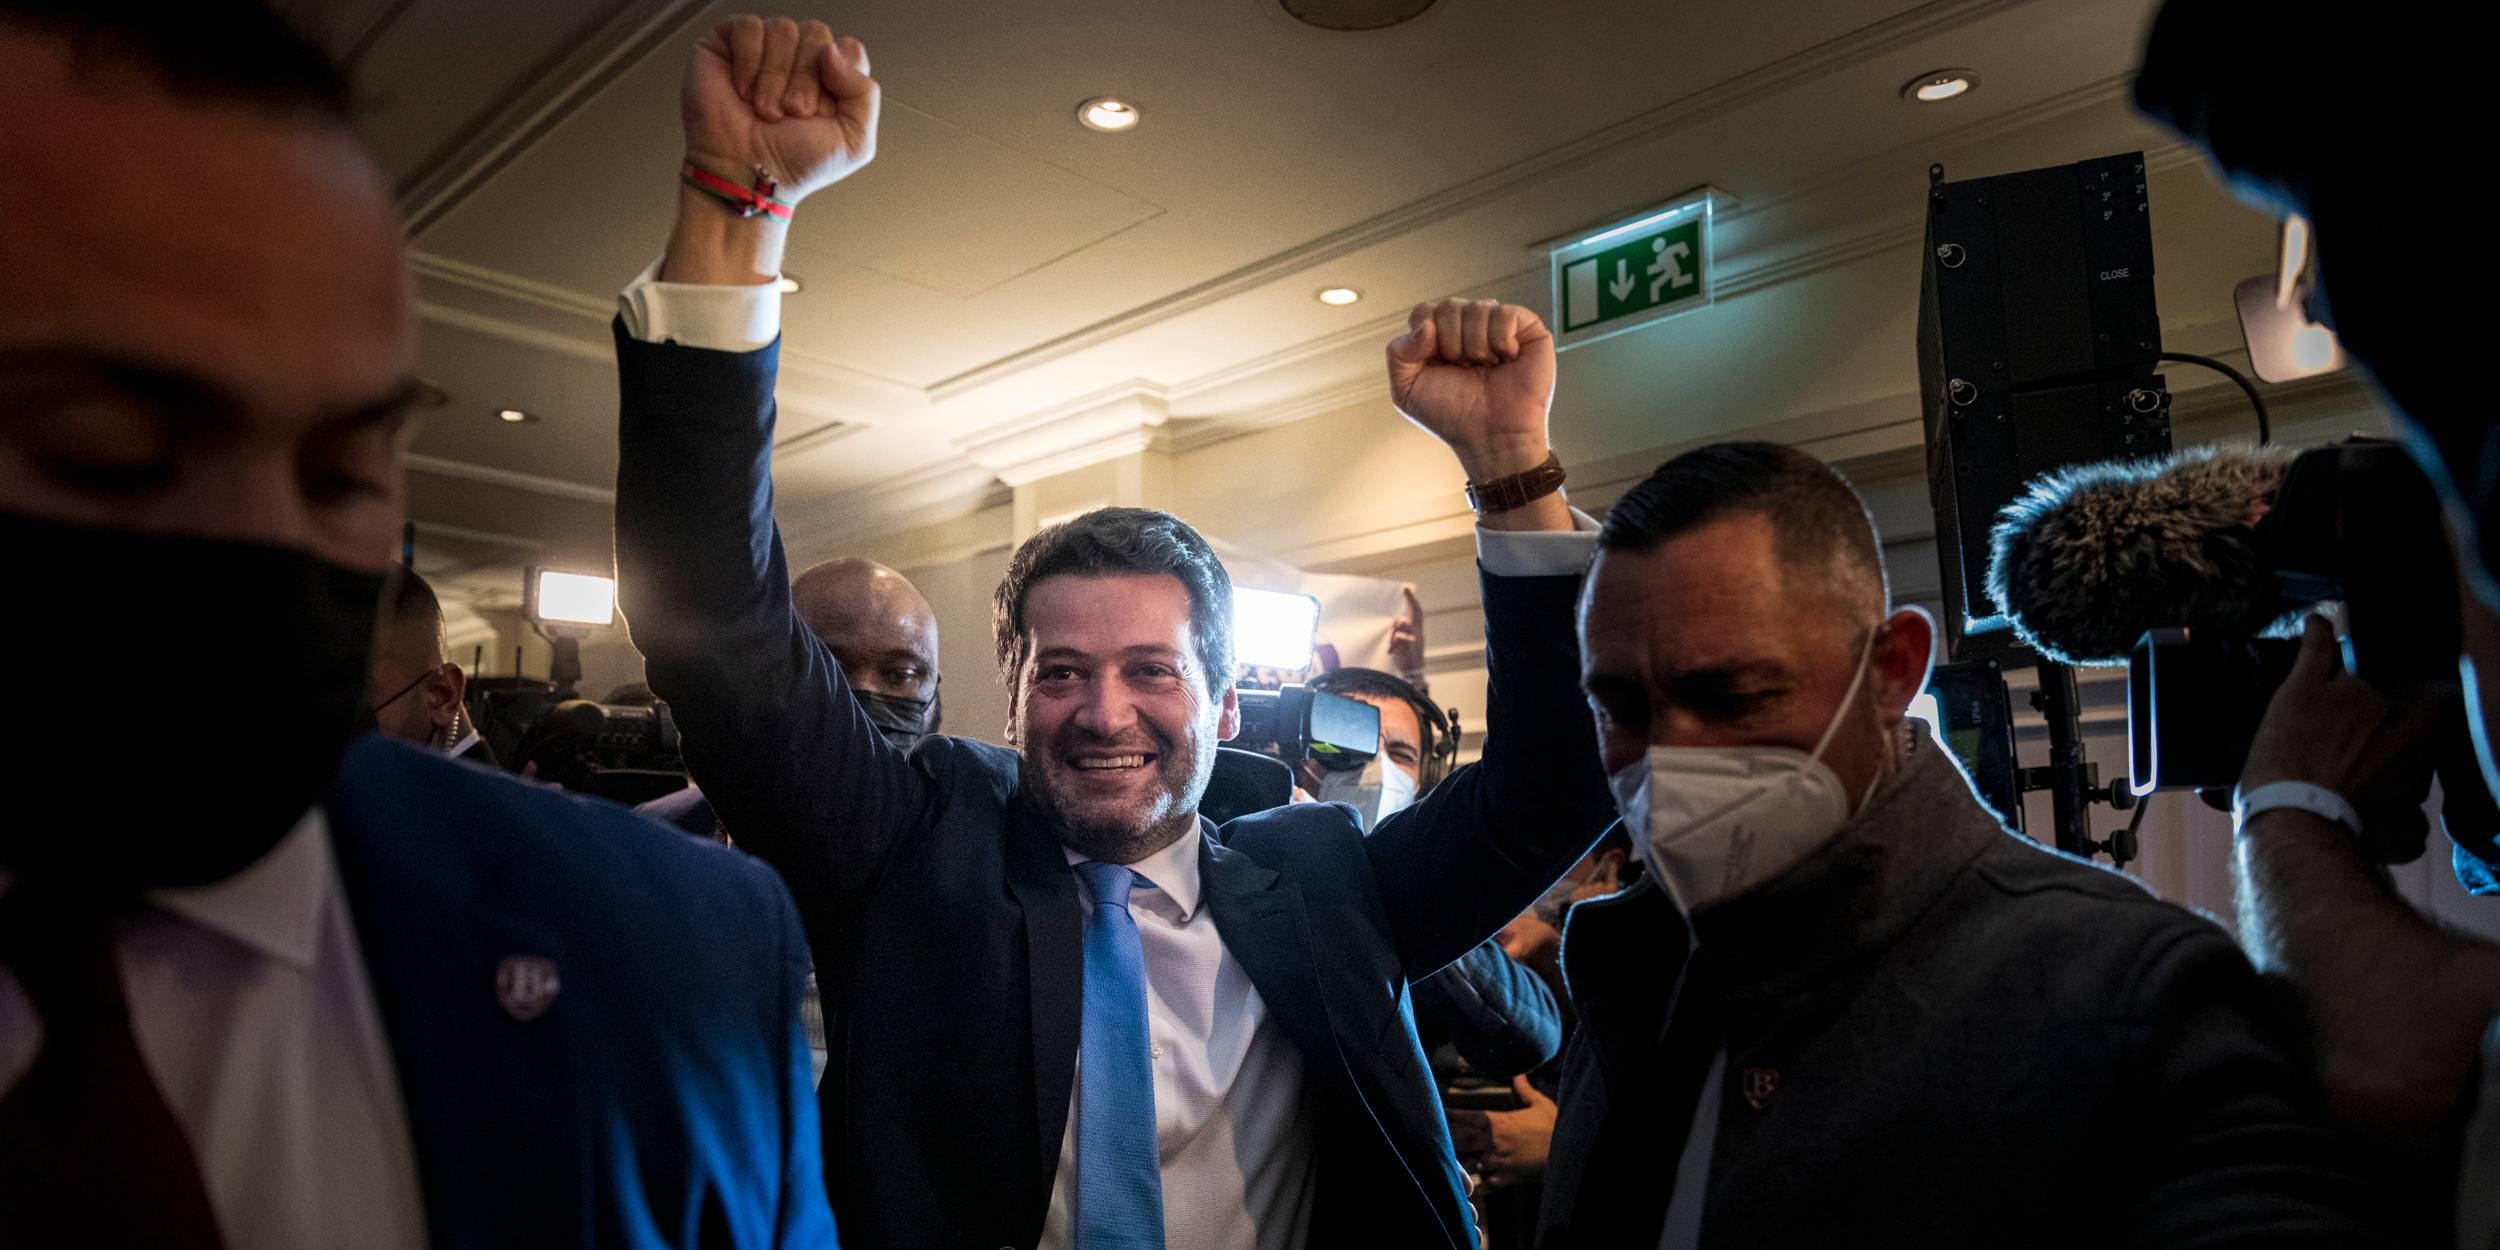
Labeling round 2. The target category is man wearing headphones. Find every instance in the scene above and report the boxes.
[1301,668,1560,1102]
[1301,667,1461,828]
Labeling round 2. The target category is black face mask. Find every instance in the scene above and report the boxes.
[0,511,383,890]
[855,686,939,750]
[358,664,450,751]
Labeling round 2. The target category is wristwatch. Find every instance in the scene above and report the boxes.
[2233,780,2363,836]
[1464,453,1567,516]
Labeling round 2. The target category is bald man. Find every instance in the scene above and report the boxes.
[638,556,942,839]
[361,569,493,765]
[791,557,943,739]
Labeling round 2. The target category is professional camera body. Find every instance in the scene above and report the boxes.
[2122,440,2459,794]
[465,676,691,805]
[1201,684,1380,824]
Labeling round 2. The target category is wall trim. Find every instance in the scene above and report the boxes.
[397,0,715,235]
[405,452,615,504]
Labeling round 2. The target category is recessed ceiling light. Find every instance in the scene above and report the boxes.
[776,273,802,295]
[1077,97,1141,132]
[1315,286,1362,306]
[1903,70,1977,103]
[496,408,536,424]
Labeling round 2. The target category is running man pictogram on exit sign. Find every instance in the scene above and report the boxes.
[1549,189,1723,351]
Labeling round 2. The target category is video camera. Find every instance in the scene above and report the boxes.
[2124,441,2460,794]
[1197,584,1385,823]
[461,566,694,805]
[464,677,691,805]
[1202,685,1381,825]
[1924,151,2496,865]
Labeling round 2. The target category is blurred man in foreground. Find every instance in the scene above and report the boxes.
[0,4,832,1244]
[2137,7,2500,1241]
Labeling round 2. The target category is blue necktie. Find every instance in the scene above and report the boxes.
[1072,860,1164,1249]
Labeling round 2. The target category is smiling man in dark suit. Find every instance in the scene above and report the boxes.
[0,4,833,1245]
[611,18,1618,1249]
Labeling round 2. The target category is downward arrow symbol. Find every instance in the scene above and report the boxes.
[1608,260,1636,301]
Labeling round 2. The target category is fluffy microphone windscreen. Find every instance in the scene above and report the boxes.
[1987,445,2299,665]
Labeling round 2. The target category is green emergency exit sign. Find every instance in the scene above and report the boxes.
[1549,190,1721,351]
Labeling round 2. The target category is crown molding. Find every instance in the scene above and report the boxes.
[411,250,928,419]
[406,516,551,552]
[1172,311,1412,400]
[396,0,714,235]
[409,250,616,320]
[954,382,1172,485]
[404,452,615,504]
[411,298,614,365]
[1160,376,1386,454]
[778,457,1010,552]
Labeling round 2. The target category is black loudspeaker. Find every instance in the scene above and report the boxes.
[1918,151,2174,660]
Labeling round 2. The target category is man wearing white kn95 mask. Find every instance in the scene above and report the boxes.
[1539,442,2373,1247]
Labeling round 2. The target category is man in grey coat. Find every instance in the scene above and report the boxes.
[1540,442,2378,1246]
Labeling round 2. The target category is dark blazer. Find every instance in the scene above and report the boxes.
[1415,939,1562,1079]
[326,733,836,1249]
[1538,739,2376,1248]
[612,326,1618,1250]
[635,779,722,839]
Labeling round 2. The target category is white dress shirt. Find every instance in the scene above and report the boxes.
[619,261,1605,1248]
[1041,828,1314,1250]
[0,810,430,1249]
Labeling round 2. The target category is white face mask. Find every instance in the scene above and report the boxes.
[1610,634,1877,915]
[1316,756,1418,834]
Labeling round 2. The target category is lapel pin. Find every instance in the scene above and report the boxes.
[496,955,561,1022]
[1741,1066,1779,1111]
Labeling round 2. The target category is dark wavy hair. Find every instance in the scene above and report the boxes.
[993,507,1235,697]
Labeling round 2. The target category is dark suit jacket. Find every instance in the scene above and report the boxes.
[1414,939,1561,1079]
[326,733,836,1248]
[1538,739,2375,1248]
[636,779,722,839]
[613,326,1617,1250]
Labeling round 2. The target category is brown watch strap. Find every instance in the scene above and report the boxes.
[1465,452,1567,515]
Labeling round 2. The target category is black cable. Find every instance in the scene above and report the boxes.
[2159,351,2270,444]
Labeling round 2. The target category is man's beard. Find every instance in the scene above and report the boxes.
[1019,718,1216,865]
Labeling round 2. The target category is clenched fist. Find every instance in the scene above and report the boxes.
[1386,298,1557,484]
[682,15,879,210]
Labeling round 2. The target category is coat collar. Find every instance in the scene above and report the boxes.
[1061,822,1208,922]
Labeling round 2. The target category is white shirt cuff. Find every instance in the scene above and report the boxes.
[616,257,782,353]
[1476,506,1600,577]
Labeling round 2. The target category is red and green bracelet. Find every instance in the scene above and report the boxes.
[681,162,793,220]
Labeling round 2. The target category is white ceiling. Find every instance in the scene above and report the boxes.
[285,0,2241,610]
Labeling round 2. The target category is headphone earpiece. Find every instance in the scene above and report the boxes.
[1309,667,1458,793]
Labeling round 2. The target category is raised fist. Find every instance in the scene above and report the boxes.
[1385,298,1556,481]
[681,16,878,208]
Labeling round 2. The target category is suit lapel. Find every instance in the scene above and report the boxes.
[1002,795,1083,1188]
[327,746,583,1246]
[1200,835,1337,1076]
[1205,828,1461,1243]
